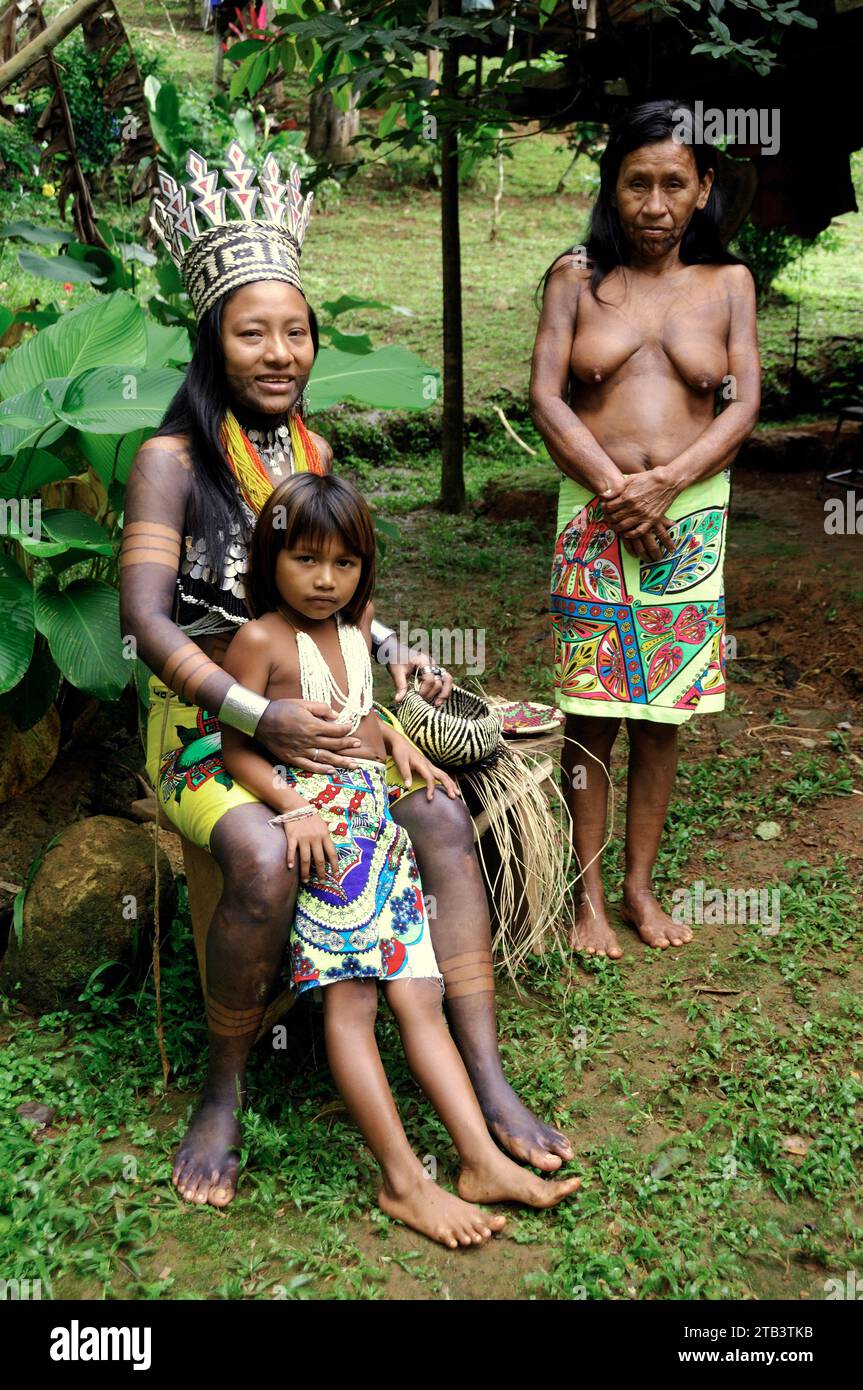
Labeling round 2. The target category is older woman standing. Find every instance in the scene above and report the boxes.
[530,100,760,959]
[120,141,572,1208]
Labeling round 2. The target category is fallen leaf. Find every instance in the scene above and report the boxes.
[755,821,782,841]
[158,1266,171,1280]
[781,1134,810,1157]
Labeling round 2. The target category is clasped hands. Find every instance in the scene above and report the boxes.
[599,467,681,561]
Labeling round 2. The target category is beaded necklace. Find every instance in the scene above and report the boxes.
[220,408,323,516]
[278,608,373,735]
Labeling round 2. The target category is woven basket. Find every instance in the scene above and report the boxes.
[393,677,503,769]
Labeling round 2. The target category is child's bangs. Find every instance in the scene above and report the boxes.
[282,489,373,561]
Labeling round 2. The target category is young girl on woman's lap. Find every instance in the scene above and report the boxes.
[221,473,579,1248]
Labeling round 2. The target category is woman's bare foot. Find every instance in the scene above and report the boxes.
[458,1149,581,1209]
[477,1080,574,1172]
[378,1174,506,1249]
[622,883,693,949]
[172,1094,242,1208]
[569,898,624,959]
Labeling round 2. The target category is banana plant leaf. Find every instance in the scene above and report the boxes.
[0,448,68,499]
[34,577,129,701]
[307,345,440,412]
[50,366,186,434]
[0,381,70,456]
[0,291,148,401]
[0,554,35,695]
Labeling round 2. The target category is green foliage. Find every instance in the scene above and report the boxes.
[730,220,840,300]
[643,0,818,75]
[0,118,44,195]
[37,34,128,180]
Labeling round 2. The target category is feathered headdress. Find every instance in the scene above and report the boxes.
[149,139,313,322]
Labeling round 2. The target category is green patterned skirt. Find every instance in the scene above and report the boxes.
[550,471,730,724]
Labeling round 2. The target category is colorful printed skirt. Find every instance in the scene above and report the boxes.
[282,759,442,996]
[145,676,427,851]
[550,471,729,724]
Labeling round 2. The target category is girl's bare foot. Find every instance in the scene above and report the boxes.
[458,1149,581,1209]
[569,898,623,959]
[378,1174,506,1250]
[622,883,694,948]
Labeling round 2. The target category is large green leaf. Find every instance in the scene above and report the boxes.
[1,507,112,559]
[0,640,60,731]
[51,366,185,433]
[0,291,148,401]
[307,345,440,411]
[34,577,129,701]
[0,220,75,246]
[40,509,114,553]
[0,381,69,454]
[319,326,373,355]
[64,242,129,294]
[320,295,389,319]
[77,427,150,488]
[144,320,191,368]
[0,502,66,557]
[0,447,69,498]
[0,554,35,694]
[17,248,106,286]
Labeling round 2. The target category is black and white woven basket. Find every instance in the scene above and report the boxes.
[392,678,503,770]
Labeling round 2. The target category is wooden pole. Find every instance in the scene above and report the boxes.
[0,0,106,94]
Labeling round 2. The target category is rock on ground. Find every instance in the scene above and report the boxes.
[0,815,176,1012]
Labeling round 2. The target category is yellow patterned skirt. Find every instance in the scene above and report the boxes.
[145,676,427,851]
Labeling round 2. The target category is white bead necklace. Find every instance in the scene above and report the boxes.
[287,612,373,734]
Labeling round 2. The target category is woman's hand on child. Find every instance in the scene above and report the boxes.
[257,698,363,773]
[388,737,461,802]
[280,813,341,882]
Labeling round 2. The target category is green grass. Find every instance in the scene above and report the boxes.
[2,836,860,1301]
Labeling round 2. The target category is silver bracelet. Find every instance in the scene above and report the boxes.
[268,807,315,827]
[370,618,396,657]
[218,682,270,737]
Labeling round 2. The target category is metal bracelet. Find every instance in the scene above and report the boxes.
[369,618,396,658]
[218,682,270,737]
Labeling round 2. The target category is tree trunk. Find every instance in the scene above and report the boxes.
[213,28,224,90]
[307,86,359,164]
[438,17,465,513]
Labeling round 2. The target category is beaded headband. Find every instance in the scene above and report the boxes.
[148,139,313,322]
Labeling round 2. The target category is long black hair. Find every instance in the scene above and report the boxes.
[153,287,319,566]
[538,98,749,305]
